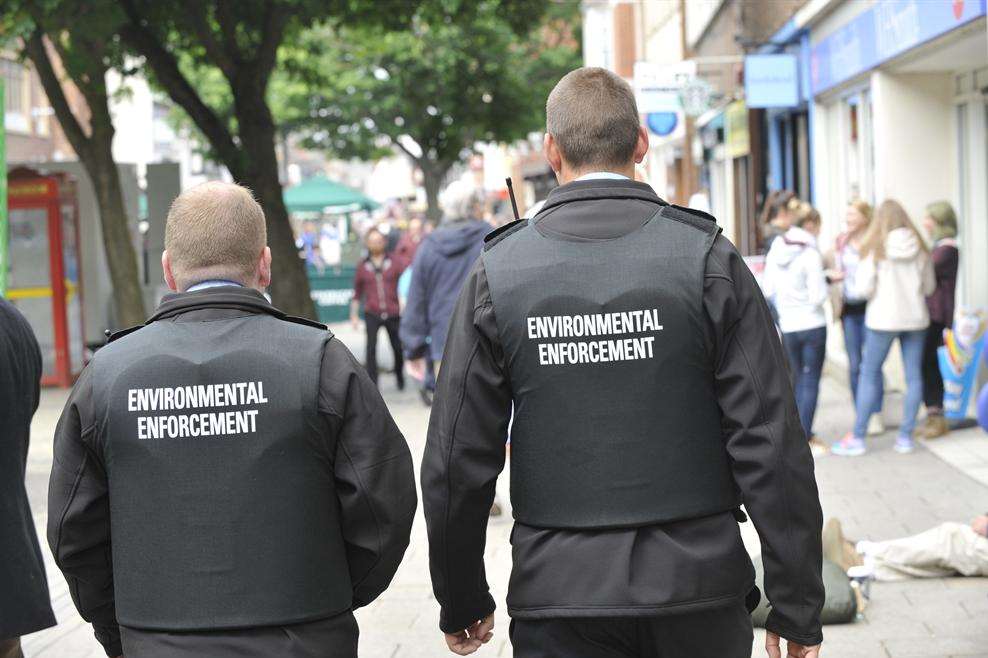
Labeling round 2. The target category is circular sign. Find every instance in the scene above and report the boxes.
[679,77,714,117]
[646,112,678,136]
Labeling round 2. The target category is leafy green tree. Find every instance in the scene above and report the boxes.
[1,1,147,326]
[293,0,582,220]
[114,0,421,318]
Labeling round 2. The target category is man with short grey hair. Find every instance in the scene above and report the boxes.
[49,181,416,658]
[400,182,490,391]
[423,67,824,658]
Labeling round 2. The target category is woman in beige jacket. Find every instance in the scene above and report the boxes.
[832,200,935,457]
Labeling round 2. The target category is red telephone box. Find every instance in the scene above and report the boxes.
[6,167,85,387]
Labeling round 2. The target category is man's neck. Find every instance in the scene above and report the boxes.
[557,165,635,185]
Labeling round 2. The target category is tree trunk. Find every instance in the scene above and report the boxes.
[235,85,316,319]
[21,31,146,329]
[90,145,146,327]
[421,161,446,223]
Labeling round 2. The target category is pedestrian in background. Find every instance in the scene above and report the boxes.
[394,216,426,268]
[0,299,57,658]
[763,201,829,455]
[48,182,416,658]
[760,189,797,254]
[825,200,885,436]
[919,201,959,439]
[351,227,407,389]
[833,199,935,457]
[400,182,490,387]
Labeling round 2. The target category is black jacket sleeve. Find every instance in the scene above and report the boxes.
[47,365,122,657]
[320,339,417,608]
[705,235,825,646]
[421,258,512,634]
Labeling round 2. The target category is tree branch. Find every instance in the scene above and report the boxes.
[118,0,245,178]
[40,28,114,139]
[393,137,422,163]
[181,0,238,78]
[22,29,94,163]
[254,2,288,88]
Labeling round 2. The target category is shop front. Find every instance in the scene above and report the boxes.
[809,0,987,310]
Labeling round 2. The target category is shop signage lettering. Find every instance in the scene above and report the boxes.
[810,0,987,95]
[744,54,800,108]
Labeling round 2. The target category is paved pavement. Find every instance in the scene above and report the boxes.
[17,323,988,658]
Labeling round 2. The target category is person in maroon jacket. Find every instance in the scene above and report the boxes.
[919,201,960,438]
[351,227,407,388]
[393,216,426,268]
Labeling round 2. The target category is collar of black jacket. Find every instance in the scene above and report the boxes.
[537,178,667,216]
[150,286,277,322]
[107,287,326,343]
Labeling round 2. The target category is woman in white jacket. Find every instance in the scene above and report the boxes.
[763,202,829,453]
[833,199,935,456]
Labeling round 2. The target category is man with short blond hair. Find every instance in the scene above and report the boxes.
[162,181,268,290]
[423,67,824,658]
[49,181,416,658]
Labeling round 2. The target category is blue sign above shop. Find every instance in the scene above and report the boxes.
[646,112,678,136]
[745,54,800,108]
[810,0,988,95]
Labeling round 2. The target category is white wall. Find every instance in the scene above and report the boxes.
[871,71,957,224]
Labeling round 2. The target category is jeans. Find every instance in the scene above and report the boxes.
[854,328,926,439]
[364,313,404,387]
[922,322,946,412]
[842,311,883,415]
[783,326,827,438]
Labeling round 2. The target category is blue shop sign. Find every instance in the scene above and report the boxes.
[811,0,987,95]
[646,112,678,136]
[745,54,800,108]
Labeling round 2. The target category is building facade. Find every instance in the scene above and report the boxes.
[805,0,988,312]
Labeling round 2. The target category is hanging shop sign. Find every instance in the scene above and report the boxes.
[745,54,800,108]
[633,61,697,113]
[646,112,678,136]
[725,101,749,159]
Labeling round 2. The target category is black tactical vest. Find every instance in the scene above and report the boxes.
[89,303,350,630]
[483,204,740,529]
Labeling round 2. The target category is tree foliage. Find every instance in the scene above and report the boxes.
[289,0,583,218]
[110,0,423,317]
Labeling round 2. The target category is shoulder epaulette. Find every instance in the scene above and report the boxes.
[659,204,720,234]
[106,324,145,344]
[282,314,330,332]
[483,218,528,251]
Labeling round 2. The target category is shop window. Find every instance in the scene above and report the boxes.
[841,90,874,204]
[2,58,29,133]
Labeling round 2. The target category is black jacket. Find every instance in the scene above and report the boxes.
[0,299,57,640]
[421,179,825,646]
[48,287,416,657]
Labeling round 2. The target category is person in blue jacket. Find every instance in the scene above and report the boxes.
[400,182,490,395]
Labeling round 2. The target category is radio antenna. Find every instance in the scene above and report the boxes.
[505,177,520,220]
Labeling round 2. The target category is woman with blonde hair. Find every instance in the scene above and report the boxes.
[919,201,960,438]
[833,199,935,456]
[826,200,885,435]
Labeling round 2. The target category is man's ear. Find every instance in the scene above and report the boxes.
[257,246,272,290]
[633,125,649,165]
[162,251,179,292]
[544,133,563,176]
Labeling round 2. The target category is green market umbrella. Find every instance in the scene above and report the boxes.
[284,175,380,214]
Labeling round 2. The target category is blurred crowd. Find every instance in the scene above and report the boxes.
[759,190,960,457]
[337,182,514,407]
